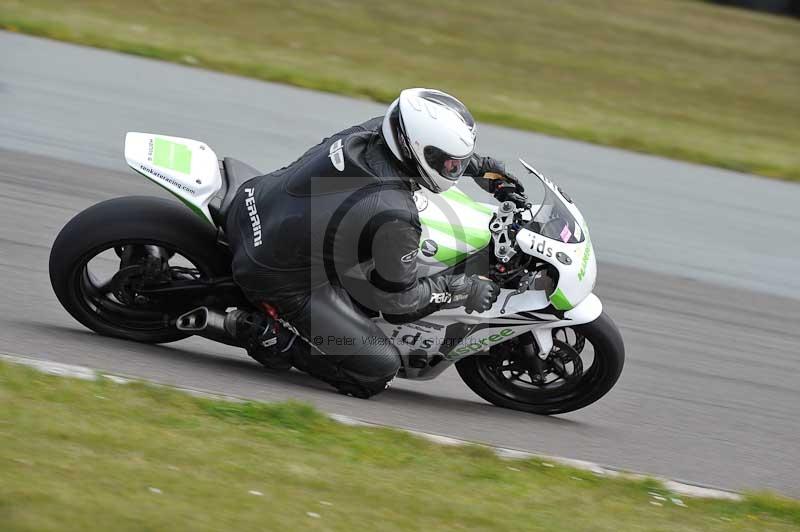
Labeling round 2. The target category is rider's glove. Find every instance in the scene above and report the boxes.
[471,156,524,197]
[494,184,526,205]
[438,274,500,314]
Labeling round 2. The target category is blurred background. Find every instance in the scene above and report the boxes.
[1,0,798,179]
[713,0,799,17]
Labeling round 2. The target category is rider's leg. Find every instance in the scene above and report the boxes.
[284,284,401,398]
[224,187,399,395]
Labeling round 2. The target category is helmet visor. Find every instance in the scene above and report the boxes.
[423,146,471,180]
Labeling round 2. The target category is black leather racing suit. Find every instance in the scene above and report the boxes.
[225,117,492,397]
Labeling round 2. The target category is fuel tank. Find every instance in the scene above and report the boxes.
[413,186,495,276]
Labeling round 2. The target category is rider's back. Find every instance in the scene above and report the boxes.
[226,118,419,306]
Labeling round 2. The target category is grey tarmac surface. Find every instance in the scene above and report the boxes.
[1,32,799,495]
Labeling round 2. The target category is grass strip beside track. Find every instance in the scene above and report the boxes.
[1,361,799,531]
[0,0,799,181]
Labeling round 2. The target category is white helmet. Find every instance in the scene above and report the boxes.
[381,88,477,193]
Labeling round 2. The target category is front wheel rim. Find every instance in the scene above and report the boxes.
[476,335,608,406]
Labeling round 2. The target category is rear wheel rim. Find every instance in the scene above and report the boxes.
[72,240,213,334]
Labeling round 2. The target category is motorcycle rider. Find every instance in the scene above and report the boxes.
[225,88,523,398]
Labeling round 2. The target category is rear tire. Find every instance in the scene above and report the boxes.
[49,196,231,344]
[456,311,624,415]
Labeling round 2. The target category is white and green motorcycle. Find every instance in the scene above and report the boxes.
[50,133,624,415]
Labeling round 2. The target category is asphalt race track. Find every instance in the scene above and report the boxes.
[1,32,799,495]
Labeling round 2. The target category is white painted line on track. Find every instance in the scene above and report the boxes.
[1,352,742,501]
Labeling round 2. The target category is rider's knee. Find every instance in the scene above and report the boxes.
[339,348,401,381]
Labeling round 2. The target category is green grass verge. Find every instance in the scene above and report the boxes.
[1,0,799,181]
[1,361,799,531]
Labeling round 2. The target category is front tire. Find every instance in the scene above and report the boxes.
[456,311,624,415]
[49,196,231,344]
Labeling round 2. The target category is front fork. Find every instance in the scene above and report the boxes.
[527,293,603,359]
[519,332,549,380]
[532,329,554,359]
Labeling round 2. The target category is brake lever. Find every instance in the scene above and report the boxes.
[499,269,535,314]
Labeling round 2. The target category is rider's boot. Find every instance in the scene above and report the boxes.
[230,310,296,371]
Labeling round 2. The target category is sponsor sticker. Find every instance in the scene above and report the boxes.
[559,224,572,243]
[450,328,515,356]
[401,248,419,263]
[556,252,572,265]
[328,139,345,171]
[578,241,592,281]
[413,192,429,212]
[139,164,197,195]
[152,137,192,174]
[420,239,438,257]
[430,292,452,304]
[244,187,262,247]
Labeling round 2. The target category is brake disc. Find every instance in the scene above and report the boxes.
[554,327,585,354]
[545,339,583,385]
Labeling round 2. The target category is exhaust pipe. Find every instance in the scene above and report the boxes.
[176,307,248,347]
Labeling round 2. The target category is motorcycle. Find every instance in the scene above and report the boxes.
[49,133,624,415]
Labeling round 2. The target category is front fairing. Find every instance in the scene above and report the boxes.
[516,228,596,311]
[516,160,597,311]
[411,161,597,311]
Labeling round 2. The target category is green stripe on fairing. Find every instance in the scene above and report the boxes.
[440,187,494,215]
[550,288,573,311]
[419,218,491,250]
[430,242,467,267]
[153,137,192,174]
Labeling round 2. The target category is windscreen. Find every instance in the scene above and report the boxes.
[524,182,585,244]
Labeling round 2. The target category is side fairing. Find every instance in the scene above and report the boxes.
[373,292,603,380]
[413,186,494,276]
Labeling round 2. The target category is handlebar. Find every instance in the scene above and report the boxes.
[493,182,529,209]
